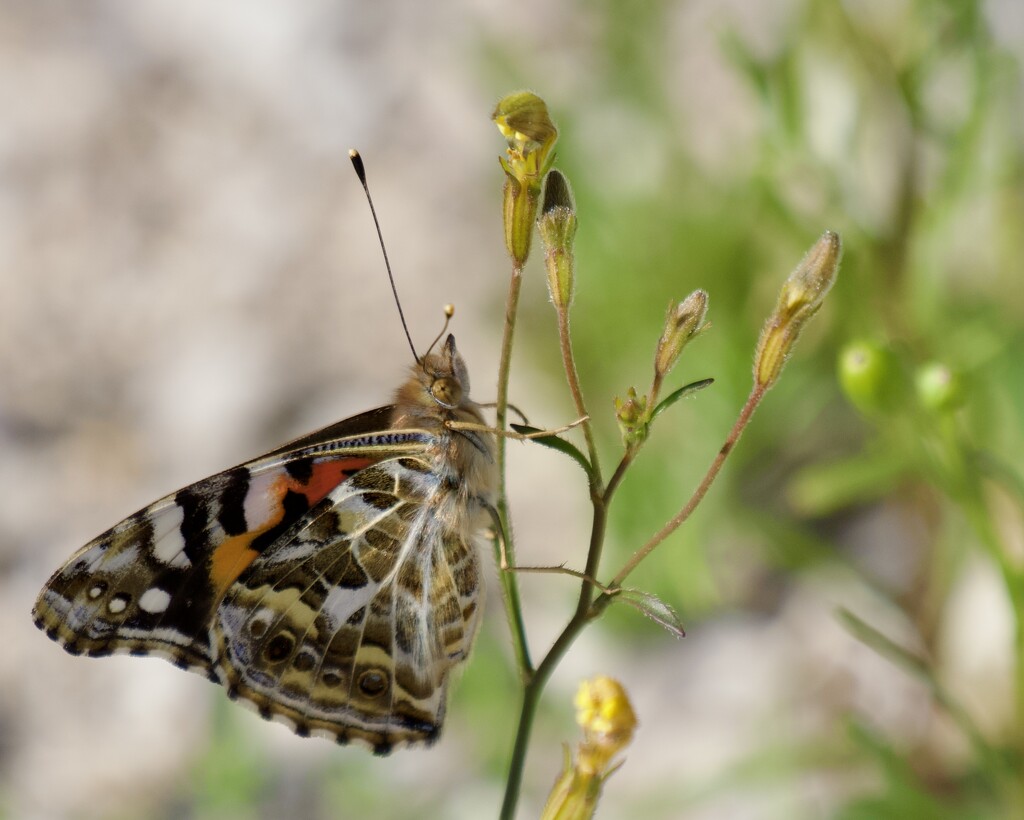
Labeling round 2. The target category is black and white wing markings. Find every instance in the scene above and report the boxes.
[211,454,484,752]
[31,420,432,679]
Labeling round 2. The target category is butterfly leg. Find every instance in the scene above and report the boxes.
[447,415,588,441]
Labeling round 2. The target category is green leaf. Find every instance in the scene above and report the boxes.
[614,588,686,638]
[510,424,593,477]
[650,377,714,422]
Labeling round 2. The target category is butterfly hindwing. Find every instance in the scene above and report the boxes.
[211,455,482,750]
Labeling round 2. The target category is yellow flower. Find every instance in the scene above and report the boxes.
[492,91,558,266]
[542,677,638,820]
[575,676,637,768]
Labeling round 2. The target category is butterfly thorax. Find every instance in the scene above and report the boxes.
[389,336,497,520]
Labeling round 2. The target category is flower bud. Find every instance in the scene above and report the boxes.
[539,170,578,310]
[915,361,964,412]
[493,92,558,267]
[755,231,841,390]
[493,91,558,148]
[839,340,903,416]
[614,388,648,447]
[541,751,602,820]
[655,290,708,381]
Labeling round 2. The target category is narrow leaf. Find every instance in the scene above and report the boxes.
[510,424,593,476]
[615,589,686,638]
[650,378,714,422]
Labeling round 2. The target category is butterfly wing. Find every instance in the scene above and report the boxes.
[31,413,430,676]
[212,455,483,752]
[32,412,484,752]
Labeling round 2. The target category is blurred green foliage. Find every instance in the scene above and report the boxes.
[481,0,1024,814]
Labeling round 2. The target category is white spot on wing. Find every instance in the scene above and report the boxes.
[138,587,172,614]
[152,505,191,567]
[243,470,283,532]
[107,597,128,614]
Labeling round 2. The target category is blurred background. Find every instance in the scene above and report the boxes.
[3,0,1023,817]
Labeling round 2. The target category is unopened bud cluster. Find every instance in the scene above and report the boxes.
[614,387,648,447]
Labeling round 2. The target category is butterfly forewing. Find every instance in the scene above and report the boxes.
[33,337,496,753]
[33,425,423,663]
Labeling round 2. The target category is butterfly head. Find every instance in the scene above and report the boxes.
[422,333,470,410]
[394,333,476,422]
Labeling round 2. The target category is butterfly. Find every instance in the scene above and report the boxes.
[32,333,498,754]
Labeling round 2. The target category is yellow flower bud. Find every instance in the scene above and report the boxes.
[541,748,602,820]
[755,231,841,390]
[493,91,558,150]
[655,290,708,380]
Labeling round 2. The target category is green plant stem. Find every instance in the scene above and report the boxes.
[500,493,610,820]
[604,447,638,505]
[608,385,765,589]
[501,383,767,817]
[500,298,609,815]
[556,309,602,481]
[499,287,614,820]
[495,263,532,679]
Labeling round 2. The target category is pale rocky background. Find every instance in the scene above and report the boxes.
[3,1,1022,819]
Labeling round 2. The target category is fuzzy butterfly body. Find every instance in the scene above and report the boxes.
[33,335,497,754]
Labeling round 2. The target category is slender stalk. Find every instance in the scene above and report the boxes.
[500,283,615,819]
[501,357,769,817]
[608,385,765,590]
[501,351,768,818]
[604,448,638,506]
[494,264,533,678]
[555,310,602,481]
[500,495,610,820]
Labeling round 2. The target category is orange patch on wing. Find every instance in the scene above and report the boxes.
[209,456,374,596]
[210,534,262,596]
[300,458,374,506]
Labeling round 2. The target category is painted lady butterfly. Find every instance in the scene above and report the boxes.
[32,333,497,754]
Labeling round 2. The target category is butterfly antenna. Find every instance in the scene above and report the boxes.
[349,149,419,364]
[423,304,455,358]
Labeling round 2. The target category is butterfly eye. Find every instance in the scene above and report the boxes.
[430,377,462,409]
[358,668,388,698]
